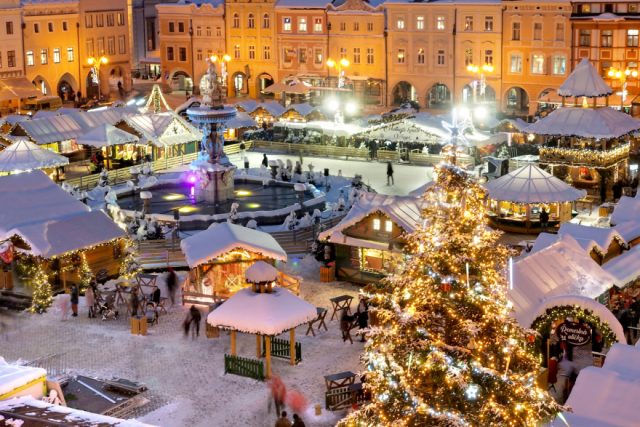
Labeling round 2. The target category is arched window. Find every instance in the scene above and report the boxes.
[248,14,255,29]
[232,13,239,29]
[263,13,270,29]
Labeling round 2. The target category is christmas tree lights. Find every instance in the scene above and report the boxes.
[79,252,94,292]
[119,239,141,280]
[340,161,562,426]
[29,264,53,314]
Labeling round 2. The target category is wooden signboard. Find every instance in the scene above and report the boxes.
[557,322,591,346]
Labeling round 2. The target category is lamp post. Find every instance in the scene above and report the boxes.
[466,63,494,103]
[607,67,638,110]
[87,56,108,100]
[326,57,350,88]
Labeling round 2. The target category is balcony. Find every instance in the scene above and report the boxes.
[539,144,630,168]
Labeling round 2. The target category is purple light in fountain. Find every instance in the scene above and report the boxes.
[190,186,195,197]
[187,173,198,184]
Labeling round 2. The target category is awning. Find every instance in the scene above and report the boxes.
[0,78,41,100]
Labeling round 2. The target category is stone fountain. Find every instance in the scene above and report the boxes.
[187,59,237,204]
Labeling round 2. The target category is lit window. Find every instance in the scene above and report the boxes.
[385,220,393,233]
[417,48,425,64]
[40,48,48,65]
[314,18,322,32]
[53,48,60,63]
[485,16,493,31]
[628,29,639,47]
[373,218,381,230]
[436,16,445,30]
[397,17,405,30]
[510,54,522,73]
[283,17,291,32]
[26,50,34,66]
[532,54,545,74]
[416,16,424,30]
[314,48,323,64]
[397,48,405,64]
[553,56,566,75]
[299,17,307,32]
[465,16,473,31]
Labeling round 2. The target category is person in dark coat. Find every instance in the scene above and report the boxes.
[386,161,394,185]
[130,288,139,317]
[356,297,369,342]
[292,414,305,427]
[189,305,202,338]
[151,287,161,305]
[70,284,79,317]
[95,150,105,172]
[340,309,354,344]
[539,208,549,232]
[262,153,269,168]
[166,267,177,305]
[275,411,291,427]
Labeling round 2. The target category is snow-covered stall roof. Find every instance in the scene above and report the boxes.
[353,114,447,144]
[509,234,619,326]
[122,112,202,147]
[0,138,69,172]
[409,180,435,197]
[235,100,259,113]
[612,221,640,243]
[5,114,30,126]
[206,287,317,335]
[225,111,257,129]
[284,103,318,117]
[0,361,46,397]
[559,222,626,253]
[253,101,286,118]
[319,193,422,243]
[602,244,640,286]
[15,114,84,144]
[180,222,288,269]
[0,171,124,257]
[0,396,155,427]
[558,58,613,98]
[77,123,139,148]
[245,260,279,283]
[610,195,640,225]
[550,344,640,427]
[484,164,586,203]
[523,107,640,139]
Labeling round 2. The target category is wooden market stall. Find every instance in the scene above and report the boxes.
[484,163,586,234]
[180,222,296,302]
[0,138,68,180]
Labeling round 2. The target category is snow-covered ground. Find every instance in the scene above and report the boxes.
[0,256,364,427]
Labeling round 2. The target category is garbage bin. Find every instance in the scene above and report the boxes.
[244,160,249,169]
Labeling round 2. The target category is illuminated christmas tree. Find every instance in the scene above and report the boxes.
[29,264,53,314]
[119,239,141,280]
[341,162,562,426]
[79,252,94,292]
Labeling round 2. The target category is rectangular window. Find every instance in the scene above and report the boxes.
[340,22,346,31]
[26,50,34,66]
[532,54,545,74]
[67,47,74,62]
[314,48,322,64]
[248,45,255,60]
[512,22,520,41]
[53,48,60,63]
[7,50,14,68]
[465,16,473,31]
[118,36,126,54]
[179,47,187,61]
[107,13,114,27]
[169,22,175,33]
[510,54,522,73]
[372,218,380,230]
[485,49,493,65]
[553,56,566,74]
[97,37,104,55]
[314,18,322,32]
[437,16,445,30]
[464,48,473,66]
[283,17,291,32]
[628,29,639,47]
[602,30,613,47]
[87,39,94,57]
[283,48,293,64]
[534,23,542,40]
[234,44,240,59]
[299,48,306,63]
[167,46,174,61]
[367,48,374,64]
[437,49,445,65]
[340,47,347,59]
[48,22,53,32]
[555,22,564,41]
[107,37,115,55]
[96,14,103,27]
[397,17,405,30]
[5,21,12,35]
[579,30,591,46]
[385,220,393,233]
[367,22,373,31]
[353,47,360,64]
[485,16,493,32]
[34,23,39,33]
[397,48,405,64]
[263,14,270,29]
[40,48,48,65]
[263,45,271,60]
[196,26,201,36]
[417,48,425,64]
[298,18,307,32]
[216,27,221,37]
[117,12,125,26]
[417,16,424,30]
[63,21,68,31]
[178,22,185,33]
[197,49,203,61]
[85,14,92,28]
[631,4,638,12]
[353,22,359,31]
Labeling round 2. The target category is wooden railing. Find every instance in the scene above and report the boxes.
[325,384,369,411]
[251,140,369,160]
[408,151,474,168]
[277,271,301,295]
[262,337,302,364]
[224,354,265,381]
[136,239,186,270]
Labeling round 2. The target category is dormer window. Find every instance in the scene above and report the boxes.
[373,218,381,230]
[385,220,393,233]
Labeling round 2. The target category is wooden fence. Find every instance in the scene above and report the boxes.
[325,384,369,411]
[135,239,186,270]
[224,354,265,381]
[262,337,302,364]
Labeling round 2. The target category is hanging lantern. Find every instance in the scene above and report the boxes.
[441,282,452,292]
[527,334,536,343]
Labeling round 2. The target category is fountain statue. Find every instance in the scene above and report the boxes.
[187,58,238,203]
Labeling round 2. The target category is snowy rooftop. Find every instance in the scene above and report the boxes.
[0,360,46,397]
[484,164,586,203]
[0,171,124,257]
[284,103,319,117]
[254,101,286,118]
[0,396,155,426]
[610,194,640,225]
[612,220,640,243]
[225,111,257,129]
[524,107,640,139]
[76,123,139,148]
[558,58,613,98]
[206,287,317,335]
[245,260,279,283]
[559,222,626,253]
[602,244,640,286]
[180,222,287,269]
[0,138,69,172]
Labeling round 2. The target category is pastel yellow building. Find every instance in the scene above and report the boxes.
[0,0,23,81]
[156,1,225,93]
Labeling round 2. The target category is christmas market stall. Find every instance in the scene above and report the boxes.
[76,123,139,169]
[0,138,68,179]
[280,103,325,122]
[248,101,286,126]
[206,280,317,380]
[180,222,292,303]
[318,193,421,284]
[0,171,126,303]
[0,360,47,400]
[484,163,586,234]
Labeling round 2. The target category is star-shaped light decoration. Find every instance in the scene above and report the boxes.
[465,384,480,400]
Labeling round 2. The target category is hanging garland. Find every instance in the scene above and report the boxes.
[530,305,618,353]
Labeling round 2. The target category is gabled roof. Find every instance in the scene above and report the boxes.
[558,222,626,253]
[0,138,68,172]
[558,58,613,98]
[330,0,384,12]
[319,193,422,242]
[252,101,286,118]
[610,194,640,225]
[603,243,640,285]
[284,103,319,117]
[77,123,139,148]
[235,100,259,113]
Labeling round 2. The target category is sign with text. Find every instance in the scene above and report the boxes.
[558,322,592,347]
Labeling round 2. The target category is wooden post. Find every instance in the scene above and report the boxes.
[265,336,272,379]
[256,334,262,358]
[289,329,295,366]
[230,330,237,356]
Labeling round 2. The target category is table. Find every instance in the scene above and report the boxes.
[324,371,356,391]
[329,295,354,320]
[305,307,328,336]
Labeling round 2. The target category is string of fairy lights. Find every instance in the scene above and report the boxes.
[539,143,629,168]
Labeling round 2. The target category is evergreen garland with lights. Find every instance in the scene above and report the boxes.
[29,264,53,314]
[340,162,562,427]
[79,252,94,292]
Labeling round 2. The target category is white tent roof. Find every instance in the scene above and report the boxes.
[612,221,640,243]
[559,222,626,253]
[245,260,279,283]
[224,111,258,129]
[0,171,124,257]
[180,222,288,269]
[509,234,619,326]
[484,163,586,203]
[0,360,46,397]
[550,344,640,427]
[524,107,640,139]
[0,139,68,172]
[76,123,139,148]
[602,244,640,286]
[610,195,640,225]
[558,58,613,98]
[206,287,317,335]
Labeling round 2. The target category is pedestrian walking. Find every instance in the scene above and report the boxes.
[130,288,139,317]
[189,305,201,338]
[262,153,269,168]
[85,284,95,318]
[70,284,79,317]
[386,161,394,186]
[356,296,369,342]
[275,411,291,427]
[292,414,306,427]
[539,208,549,232]
[166,267,177,306]
[268,375,287,417]
[183,311,192,337]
